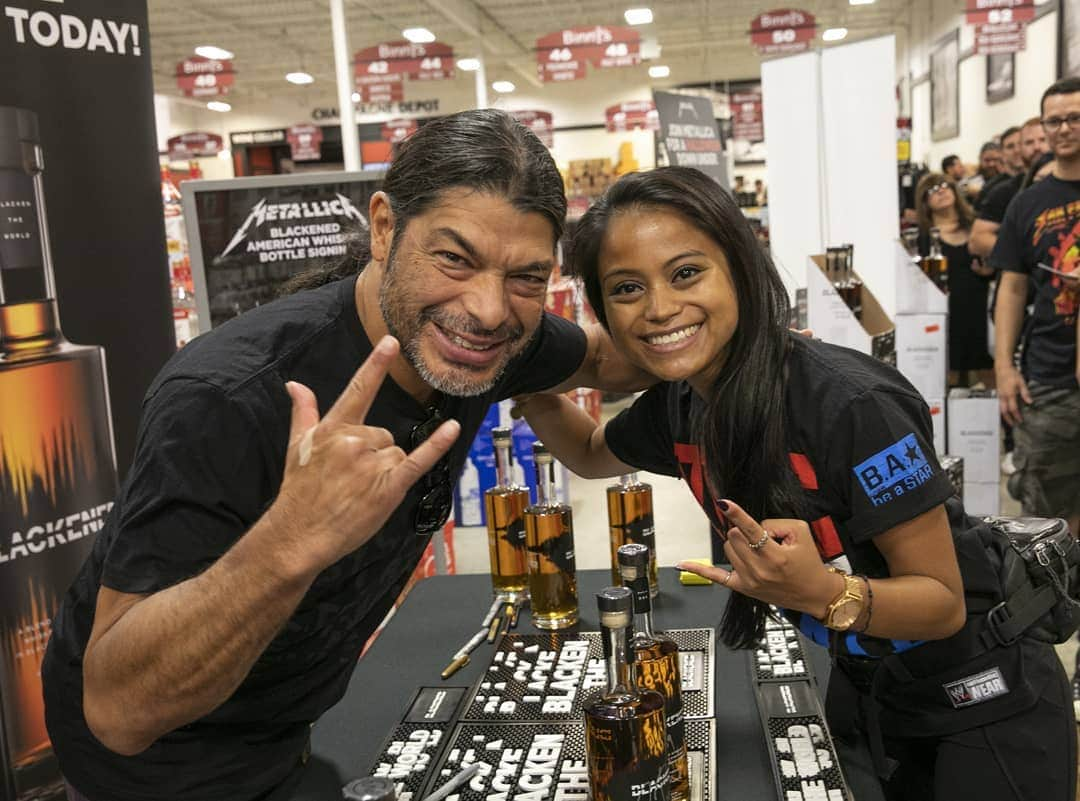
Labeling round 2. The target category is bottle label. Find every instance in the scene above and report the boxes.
[629,575,652,614]
[0,172,41,273]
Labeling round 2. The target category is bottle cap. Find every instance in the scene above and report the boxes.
[341,776,396,800]
[0,106,39,172]
[532,440,552,464]
[617,543,649,577]
[596,587,633,628]
[492,426,511,444]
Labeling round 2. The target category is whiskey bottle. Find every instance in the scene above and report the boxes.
[618,544,689,800]
[524,441,578,629]
[0,106,117,795]
[484,426,529,597]
[606,473,658,597]
[926,227,949,294]
[584,586,671,801]
[840,244,863,321]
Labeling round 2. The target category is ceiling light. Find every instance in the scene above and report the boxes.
[457,58,481,71]
[648,64,670,78]
[849,0,875,5]
[285,72,315,85]
[403,27,436,43]
[195,45,234,60]
[206,101,231,112]
[352,92,361,103]
[624,7,653,25]
[822,28,848,41]
[492,80,515,93]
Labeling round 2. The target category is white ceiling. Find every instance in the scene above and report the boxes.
[148,0,916,109]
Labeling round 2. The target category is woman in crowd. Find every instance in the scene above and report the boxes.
[518,167,1074,801]
[915,173,995,388]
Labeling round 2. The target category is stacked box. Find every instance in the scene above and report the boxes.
[947,389,1001,516]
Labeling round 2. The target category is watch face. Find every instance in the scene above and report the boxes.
[830,599,861,629]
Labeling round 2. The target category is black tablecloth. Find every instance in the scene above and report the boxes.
[283,568,830,800]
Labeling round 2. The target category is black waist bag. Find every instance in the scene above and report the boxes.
[981,516,1080,647]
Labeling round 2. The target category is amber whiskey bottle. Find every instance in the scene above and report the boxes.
[0,106,117,796]
[484,426,529,597]
[584,586,671,801]
[618,543,689,800]
[606,473,659,597]
[926,227,949,294]
[524,441,578,629]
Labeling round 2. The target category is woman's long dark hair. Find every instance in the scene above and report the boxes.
[569,167,807,649]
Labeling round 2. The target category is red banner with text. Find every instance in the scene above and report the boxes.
[536,25,641,83]
[175,55,235,98]
[749,9,817,55]
[510,110,555,148]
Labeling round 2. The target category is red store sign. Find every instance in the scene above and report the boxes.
[965,0,1035,25]
[354,41,455,81]
[167,132,223,160]
[731,89,764,141]
[382,118,419,143]
[175,56,235,98]
[535,25,641,83]
[974,20,1027,53]
[287,124,323,161]
[749,9,817,55]
[510,110,555,148]
[605,101,658,133]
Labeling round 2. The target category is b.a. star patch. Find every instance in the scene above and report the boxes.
[943,667,1009,708]
[853,433,935,508]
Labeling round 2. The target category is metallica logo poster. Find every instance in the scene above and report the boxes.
[184,173,381,329]
[652,90,727,187]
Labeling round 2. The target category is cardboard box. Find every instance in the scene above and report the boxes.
[894,239,948,315]
[806,255,895,363]
[926,397,946,458]
[895,313,947,401]
[963,481,1001,517]
[947,389,1000,483]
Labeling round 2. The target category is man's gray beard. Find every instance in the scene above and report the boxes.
[379,268,522,398]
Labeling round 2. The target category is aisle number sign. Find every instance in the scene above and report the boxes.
[353,40,453,102]
[604,101,659,133]
[175,55,235,98]
[535,25,641,83]
[748,9,817,56]
[964,0,1035,25]
[510,111,555,148]
[974,20,1027,53]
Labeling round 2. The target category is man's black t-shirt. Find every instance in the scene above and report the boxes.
[977,173,1023,225]
[605,336,1001,658]
[975,172,1011,214]
[42,277,587,801]
[990,175,1080,387]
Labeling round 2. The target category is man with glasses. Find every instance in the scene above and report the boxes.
[991,75,1080,580]
[41,109,646,801]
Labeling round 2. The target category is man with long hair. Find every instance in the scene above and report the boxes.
[41,109,645,801]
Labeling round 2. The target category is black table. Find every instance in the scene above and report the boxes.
[284,568,830,800]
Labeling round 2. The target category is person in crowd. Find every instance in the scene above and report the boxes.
[991,77,1080,540]
[915,173,994,387]
[754,178,768,206]
[518,166,1075,801]
[971,118,1051,259]
[993,78,1080,714]
[975,127,1022,211]
[941,154,966,183]
[40,109,647,801]
[961,141,1003,202]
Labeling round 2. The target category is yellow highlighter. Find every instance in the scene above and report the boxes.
[679,558,716,586]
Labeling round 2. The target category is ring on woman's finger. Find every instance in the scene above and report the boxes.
[747,530,771,550]
[721,570,734,586]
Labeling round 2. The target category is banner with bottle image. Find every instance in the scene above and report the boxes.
[2,1,168,796]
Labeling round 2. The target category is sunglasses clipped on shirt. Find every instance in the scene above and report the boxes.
[1041,113,1080,132]
[410,407,453,535]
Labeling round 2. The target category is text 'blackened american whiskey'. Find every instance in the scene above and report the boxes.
[584,587,671,801]
[618,543,689,800]
[606,472,658,597]
[485,427,529,596]
[524,441,578,630]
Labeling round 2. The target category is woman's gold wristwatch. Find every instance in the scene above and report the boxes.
[821,567,865,631]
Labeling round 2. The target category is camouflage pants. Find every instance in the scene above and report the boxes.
[1009,382,1080,520]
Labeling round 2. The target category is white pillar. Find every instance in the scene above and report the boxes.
[474,55,488,109]
[329,0,360,171]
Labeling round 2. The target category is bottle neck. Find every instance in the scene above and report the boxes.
[604,624,635,693]
[628,575,655,637]
[534,458,555,506]
[620,472,638,489]
[0,146,57,306]
[494,442,513,489]
[0,298,63,352]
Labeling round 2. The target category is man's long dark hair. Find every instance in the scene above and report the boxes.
[281,109,566,294]
[569,167,806,648]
